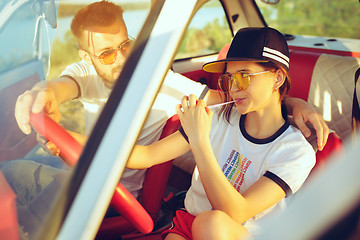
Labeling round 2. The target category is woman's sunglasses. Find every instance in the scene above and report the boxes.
[218,70,270,92]
[87,37,135,65]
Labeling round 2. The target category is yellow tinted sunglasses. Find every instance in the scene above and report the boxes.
[218,70,270,92]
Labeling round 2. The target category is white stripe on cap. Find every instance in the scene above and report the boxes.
[264,47,289,62]
[263,52,289,68]
[263,47,289,68]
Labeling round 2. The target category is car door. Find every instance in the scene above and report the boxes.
[0,0,56,162]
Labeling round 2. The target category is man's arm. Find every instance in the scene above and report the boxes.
[14,76,80,135]
[202,88,223,105]
[284,97,329,150]
[203,89,329,150]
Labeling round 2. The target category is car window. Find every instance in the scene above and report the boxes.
[0,2,46,74]
[255,0,360,40]
[175,0,232,60]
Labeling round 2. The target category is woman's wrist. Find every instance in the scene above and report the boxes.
[189,135,211,151]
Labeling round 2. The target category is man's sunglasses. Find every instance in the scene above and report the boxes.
[218,70,270,92]
[87,37,135,65]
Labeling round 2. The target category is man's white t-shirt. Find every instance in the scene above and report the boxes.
[184,107,316,235]
[61,60,207,197]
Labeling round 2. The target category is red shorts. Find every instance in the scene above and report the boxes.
[161,209,196,240]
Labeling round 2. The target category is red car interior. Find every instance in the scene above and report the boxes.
[29,112,155,236]
[0,172,19,240]
[96,115,181,239]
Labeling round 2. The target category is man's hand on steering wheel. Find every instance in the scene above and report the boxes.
[36,130,88,157]
[15,85,61,135]
[36,133,60,156]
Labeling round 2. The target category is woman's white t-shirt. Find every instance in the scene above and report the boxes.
[184,107,316,234]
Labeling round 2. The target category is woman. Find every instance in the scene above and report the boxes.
[128,27,315,239]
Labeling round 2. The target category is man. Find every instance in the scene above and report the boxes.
[14,1,328,200]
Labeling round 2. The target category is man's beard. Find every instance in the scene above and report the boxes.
[92,60,123,89]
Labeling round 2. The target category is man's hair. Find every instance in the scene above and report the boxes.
[71,1,125,40]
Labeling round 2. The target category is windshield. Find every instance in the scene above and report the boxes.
[0,0,151,239]
[256,0,360,40]
[2,0,244,238]
[0,0,50,74]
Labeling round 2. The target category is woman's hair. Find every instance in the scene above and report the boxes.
[219,61,291,123]
[71,1,125,44]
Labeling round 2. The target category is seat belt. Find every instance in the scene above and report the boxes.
[352,67,360,136]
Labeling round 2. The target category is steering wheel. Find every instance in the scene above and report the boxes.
[30,112,154,234]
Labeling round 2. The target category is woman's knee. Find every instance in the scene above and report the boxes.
[193,210,226,229]
[192,210,229,239]
[192,210,249,240]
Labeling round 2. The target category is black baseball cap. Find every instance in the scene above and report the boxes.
[203,27,290,73]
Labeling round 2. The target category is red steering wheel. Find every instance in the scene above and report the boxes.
[30,112,154,234]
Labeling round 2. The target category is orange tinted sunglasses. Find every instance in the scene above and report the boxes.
[87,37,134,65]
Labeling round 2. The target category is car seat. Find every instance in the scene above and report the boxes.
[314,132,343,171]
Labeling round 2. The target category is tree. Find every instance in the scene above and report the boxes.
[261,0,360,39]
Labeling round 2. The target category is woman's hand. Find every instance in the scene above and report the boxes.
[176,94,213,146]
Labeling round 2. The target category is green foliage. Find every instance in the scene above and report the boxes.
[49,30,84,134]
[59,100,85,134]
[48,30,80,80]
[177,17,232,59]
[260,0,360,39]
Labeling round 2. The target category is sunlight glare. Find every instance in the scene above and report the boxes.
[323,90,331,121]
[314,83,320,108]
[82,101,103,113]
[337,100,343,115]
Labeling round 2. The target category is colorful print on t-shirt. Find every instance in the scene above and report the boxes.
[222,150,252,192]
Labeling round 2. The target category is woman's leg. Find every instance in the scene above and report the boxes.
[192,210,250,240]
[162,210,195,240]
[165,233,187,240]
